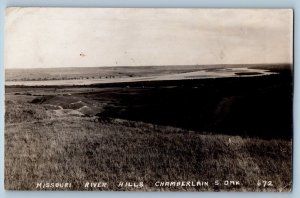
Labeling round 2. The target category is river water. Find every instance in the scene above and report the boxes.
[5,67,276,86]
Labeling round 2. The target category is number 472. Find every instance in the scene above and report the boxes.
[257,180,273,187]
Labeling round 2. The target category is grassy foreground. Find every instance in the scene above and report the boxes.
[5,103,292,191]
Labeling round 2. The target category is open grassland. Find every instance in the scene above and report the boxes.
[5,110,292,191]
[5,85,292,191]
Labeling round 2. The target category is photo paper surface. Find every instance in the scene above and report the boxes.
[4,8,293,191]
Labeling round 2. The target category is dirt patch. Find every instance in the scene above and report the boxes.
[51,109,84,117]
[77,106,95,116]
[43,104,63,110]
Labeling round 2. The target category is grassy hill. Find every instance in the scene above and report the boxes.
[5,86,292,191]
[5,111,292,191]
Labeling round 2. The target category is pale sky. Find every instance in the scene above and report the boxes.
[5,8,293,69]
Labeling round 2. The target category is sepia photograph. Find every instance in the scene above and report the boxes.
[4,8,293,191]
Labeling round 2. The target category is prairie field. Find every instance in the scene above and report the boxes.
[5,65,293,191]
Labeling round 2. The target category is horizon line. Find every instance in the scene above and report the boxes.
[5,63,293,70]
